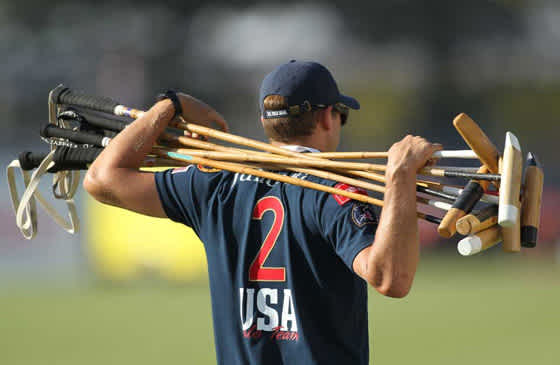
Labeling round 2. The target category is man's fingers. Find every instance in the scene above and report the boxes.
[425,143,443,163]
[419,143,439,165]
[212,114,229,132]
[426,158,438,166]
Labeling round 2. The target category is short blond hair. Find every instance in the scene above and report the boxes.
[261,95,320,142]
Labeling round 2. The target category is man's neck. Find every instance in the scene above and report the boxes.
[269,139,329,152]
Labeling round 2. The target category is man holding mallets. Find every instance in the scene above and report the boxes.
[84,60,441,364]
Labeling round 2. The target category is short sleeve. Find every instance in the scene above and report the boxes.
[154,166,196,227]
[315,183,378,272]
[155,165,222,233]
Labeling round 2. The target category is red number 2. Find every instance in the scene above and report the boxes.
[249,196,286,282]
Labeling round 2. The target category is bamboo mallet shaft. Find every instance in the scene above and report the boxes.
[161,150,444,221]
[162,150,385,206]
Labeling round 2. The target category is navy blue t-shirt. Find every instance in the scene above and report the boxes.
[155,158,378,365]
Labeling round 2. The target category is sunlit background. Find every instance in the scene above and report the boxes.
[1,1,559,364]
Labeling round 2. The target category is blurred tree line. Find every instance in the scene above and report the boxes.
[1,0,559,250]
[1,0,557,182]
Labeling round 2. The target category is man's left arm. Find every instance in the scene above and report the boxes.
[352,135,441,298]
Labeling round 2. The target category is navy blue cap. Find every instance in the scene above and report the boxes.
[259,60,360,116]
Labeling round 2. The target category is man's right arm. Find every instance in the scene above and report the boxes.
[83,93,228,218]
[353,135,441,298]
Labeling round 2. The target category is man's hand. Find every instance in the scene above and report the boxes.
[385,135,442,181]
[177,93,229,132]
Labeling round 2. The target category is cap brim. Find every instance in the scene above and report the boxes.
[339,94,360,110]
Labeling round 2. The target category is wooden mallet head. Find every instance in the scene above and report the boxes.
[457,225,502,256]
[499,132,523,253]
[437,165,486,238]
[453,113,500,174]
[456,204,498,236]
[440,113,500,239]
[521,152,544,247]
[498,132,522,228]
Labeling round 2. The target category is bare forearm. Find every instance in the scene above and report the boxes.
[83,99,174,214]
[83,92,228,217]
[366,170,419,296]
[353,136,439,297]
[90,99,174,170]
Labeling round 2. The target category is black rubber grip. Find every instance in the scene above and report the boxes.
[57,88,120,114]
[18,147,102,172]
[79,110,127,132]
[521,226,537,248]
[52,147,101,171]
[19,151,49,170]
[58,108,129,133]
[474,204,499,221]
[41,124,107,147]
[451,180,484,212]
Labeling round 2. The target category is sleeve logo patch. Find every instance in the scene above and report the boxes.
[351,203,378,227]
[332,183,368,205]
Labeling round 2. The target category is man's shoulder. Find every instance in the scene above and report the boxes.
[301,175,370,203]
[170,164,234,183]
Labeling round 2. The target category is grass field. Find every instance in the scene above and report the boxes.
[1,252,559,364]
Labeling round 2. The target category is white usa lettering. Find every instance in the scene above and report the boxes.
[239,288,298,332]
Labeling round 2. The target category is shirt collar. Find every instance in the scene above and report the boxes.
[280,145,320,153]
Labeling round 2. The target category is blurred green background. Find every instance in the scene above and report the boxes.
[3,255,558,364]
[1,0,559,364]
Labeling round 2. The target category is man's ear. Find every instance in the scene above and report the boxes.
[260,115,265,127]
[317,106,334,131]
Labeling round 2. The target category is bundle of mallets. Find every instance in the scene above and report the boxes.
[7,85,544,256]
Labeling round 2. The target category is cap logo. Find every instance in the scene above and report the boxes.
[263,110,289,119]
[263,101,314,119]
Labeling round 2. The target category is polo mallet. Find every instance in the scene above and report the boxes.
[160,132,500,192]
[26,110,449,227]
[456,205,499,236]
[499,132,523,252]
[162,150,453,218]
[452,114,523,252]
[437,165,488,238]
[457,225,502,256]
[16,148,181,171]
[42,116,453,220]
[452,113,500,174]
[48,88,500,203]
[438,185,498,205]
[12,85,542,253]
[498,132,523,227]
[49,85,504,184]
[437,113,500,238]
[40,119,455,213]
[520,152,543,247]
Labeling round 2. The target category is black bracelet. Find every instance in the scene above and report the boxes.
[156,90,183,118]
